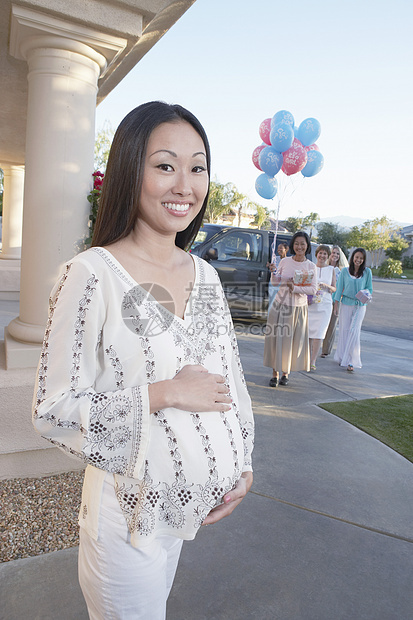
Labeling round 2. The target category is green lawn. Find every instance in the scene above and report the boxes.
[371,267,413,280]
[319,395,413,462]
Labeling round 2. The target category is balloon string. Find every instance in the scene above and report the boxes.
[272,197,281,263]
[284,175,305,203]
[271,172,305,263]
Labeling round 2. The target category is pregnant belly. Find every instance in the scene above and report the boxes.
[147,406,243,498]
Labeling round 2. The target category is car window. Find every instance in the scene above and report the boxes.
[192,228,213,248]
[268,236,292,261]
[212,232,263,262]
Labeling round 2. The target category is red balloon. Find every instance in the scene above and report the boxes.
[259,118,272,146]
[304,143,320,152]
[252,144,266,170]
[282,138,308,176]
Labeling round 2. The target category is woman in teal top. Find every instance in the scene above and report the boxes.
[333,247,373,371]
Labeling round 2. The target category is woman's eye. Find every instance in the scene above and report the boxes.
[192,165,206,173]
[157,163,173,172]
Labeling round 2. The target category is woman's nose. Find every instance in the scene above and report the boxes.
[172,171,191,196]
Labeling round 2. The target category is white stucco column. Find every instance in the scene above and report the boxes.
[5,8,127,367]
[7,38,105,349]
[0,164,25,259]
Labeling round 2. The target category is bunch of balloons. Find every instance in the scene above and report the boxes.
[252,110,324,199]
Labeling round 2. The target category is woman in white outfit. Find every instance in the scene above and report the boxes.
[333,247,373,371]
[321,245,348,358]
[308,245,336,370]
[32,102,254,619]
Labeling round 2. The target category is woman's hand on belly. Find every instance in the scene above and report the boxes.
[148,364,232,414]
[202,471,253,525]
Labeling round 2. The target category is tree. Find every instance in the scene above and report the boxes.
[252,203,271,229]
[347,216,400,268]
[317,221,350,253]
[284,214,306,233]
[204,180,245,223]
[305,212,320,239]
[284,211,320,236]
[385,234,409,260]
[94,122,115,172]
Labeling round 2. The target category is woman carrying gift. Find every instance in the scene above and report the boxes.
[264,231,317,387]
[320,245,348,358]
[333,247,373,372]
[308,245,336,371]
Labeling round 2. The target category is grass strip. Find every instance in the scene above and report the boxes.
[319,394,413,463]
[371,267,413,279]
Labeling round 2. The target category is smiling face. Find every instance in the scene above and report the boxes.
[278,244,288,258]
[353,251,365,270]
[293,235,308,259]
[330,247,340,265]
[316,249,329,266]
[137,121,209,237]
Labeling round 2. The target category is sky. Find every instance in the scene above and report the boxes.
[96,0,413,226]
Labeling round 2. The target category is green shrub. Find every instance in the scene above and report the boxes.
[378,258,403,278]
[402,256,413,270]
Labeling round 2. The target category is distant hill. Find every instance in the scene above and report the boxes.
[319,215,364,229]
[319,215,410,230]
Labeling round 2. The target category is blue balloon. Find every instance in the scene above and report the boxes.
[297,118,321,147]
[301,150,324,177]
[258,146,283,177]
[293,125,299,137]
[271,110,294,128]
[270,122,294,153]
[255,174,278,199]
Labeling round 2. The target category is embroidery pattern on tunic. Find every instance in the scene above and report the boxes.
[221,297,254,466]
[140,337,155,382]
[218,344,241,474]
[112,264,242,539]
[34,263,89,462]
[85,392,132,473]
[34,263,72,414]
[35,260,145,475]
[105,345,124,389]
[188,412,234,528]
[35,250,253,545]
[170,269,227,365]
[70,274,99,394]
[92,247,134,288]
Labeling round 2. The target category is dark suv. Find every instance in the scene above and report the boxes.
[191,225,316,319]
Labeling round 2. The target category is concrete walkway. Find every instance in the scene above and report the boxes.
[1,324,413,619]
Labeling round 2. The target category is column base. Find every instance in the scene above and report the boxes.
[0,259,20,300]
[0,252,22,259]
[4,326,41,369]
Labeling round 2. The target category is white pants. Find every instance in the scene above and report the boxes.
[334,303,366,368]
[78,475,183,620]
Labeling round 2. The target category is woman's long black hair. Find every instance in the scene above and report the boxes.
[349,247,367,278]
[92,101,211,251]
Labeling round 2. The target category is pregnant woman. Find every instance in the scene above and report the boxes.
[32,102,254,619]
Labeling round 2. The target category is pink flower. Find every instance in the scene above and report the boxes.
[92,171,104,191]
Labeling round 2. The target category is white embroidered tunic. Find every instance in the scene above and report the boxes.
[33,248,254,548]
